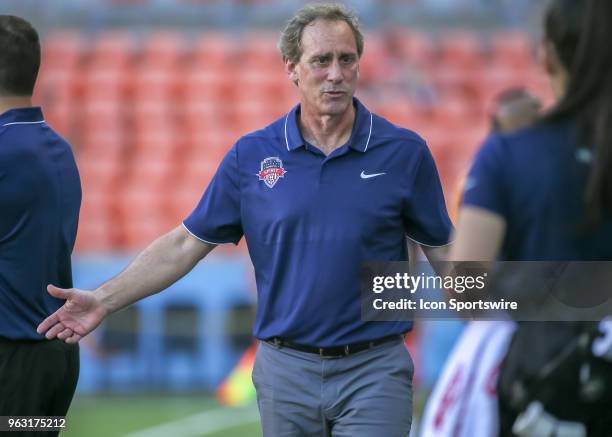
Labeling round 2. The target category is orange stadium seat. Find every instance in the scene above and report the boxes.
[117,181,173,250]
[418,121,488,194]
[35,65,80,102]
[117,181,165,212]
[141,32,186,68]
[121,214,173,251]
[183,65,236,101]
[430,63,483,96]
[90,31,136,68]
[490,31,534,70]
[131,99,182,138]
[193,33,238,68]
[230,97,284,132]
[80,97,125,138]
[185,131,234,160]
[372,94,423,130]
[440,123,488,189]
[117,180,166,215]
[127,145,182,191]
[239,32,281,68]
[431,92,483,129]
[35,67,82,134]
[182,98,232,135]
[185,130,233,161]
[179,147,223,185]
[230,109,275,137]
[132,127,183,153]
[167,183,205,222]
[394,29,438,67]
[130,65,181,100]
[41,32,84,69]
[78,207,118,254]
[439,31,483,69]
[81,66,129,100]
[76,148,124,189]
[38,97,74,138]
[478,64,530,107]
[234,68,292,102]
[79,175,119,230]
[132,100,170,127]
[74,214,117,253]
[129,151,177,188]
[80,130,126,158]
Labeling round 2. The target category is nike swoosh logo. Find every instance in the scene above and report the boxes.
[360,171,386,179]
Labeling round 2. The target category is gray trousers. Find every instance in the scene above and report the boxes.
[252,337,413,437]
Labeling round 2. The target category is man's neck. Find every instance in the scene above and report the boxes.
[0,96,33,116]
[299,103,355,156]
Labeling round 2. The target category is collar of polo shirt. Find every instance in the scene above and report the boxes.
[0,107,45,127]
[284,97,373,153]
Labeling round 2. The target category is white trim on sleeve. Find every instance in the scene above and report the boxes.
[406,233,454,248]
[182,223,234,245]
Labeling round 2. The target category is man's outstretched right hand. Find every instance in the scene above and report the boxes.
[37,285,109,343]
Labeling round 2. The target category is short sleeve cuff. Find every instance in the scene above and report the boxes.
[182,221,241,246]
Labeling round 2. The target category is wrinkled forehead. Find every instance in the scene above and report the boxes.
[300,19,358,58]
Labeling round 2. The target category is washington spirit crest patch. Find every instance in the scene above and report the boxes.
[257,157,286,188]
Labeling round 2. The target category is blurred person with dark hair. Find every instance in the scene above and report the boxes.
[420,88,541,437]
[451,0,612,435]
[0,14,81,433]
[37,3,452,436]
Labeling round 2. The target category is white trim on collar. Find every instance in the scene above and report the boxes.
[284,113,290,151]
[284,109,373,152]
[363,112,373,152]
[2,120,45,127]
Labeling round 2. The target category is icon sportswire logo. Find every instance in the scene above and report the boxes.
[360,171,386,179]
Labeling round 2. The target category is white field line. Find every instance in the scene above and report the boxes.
[121,405,260,437]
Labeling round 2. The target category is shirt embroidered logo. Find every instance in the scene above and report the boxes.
[258,157,286,188]
[360,171,386,179]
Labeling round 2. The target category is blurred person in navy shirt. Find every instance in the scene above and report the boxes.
[0,15,81,431]
[451,0,612,435]
[420,88,541,437]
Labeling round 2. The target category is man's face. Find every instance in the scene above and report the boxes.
[286,19,360,117]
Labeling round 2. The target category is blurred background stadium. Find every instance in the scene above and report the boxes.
[6,0,551,435]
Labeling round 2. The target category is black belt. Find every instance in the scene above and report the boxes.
[265,334,403,358]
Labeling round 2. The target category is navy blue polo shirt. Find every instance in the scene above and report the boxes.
[463,118,612,261]
[0,107,81,340]
[184,98,452,347]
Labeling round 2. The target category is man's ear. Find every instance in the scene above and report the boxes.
[285,58,299,85]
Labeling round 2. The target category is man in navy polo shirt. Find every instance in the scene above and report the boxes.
[39,4,452,435]
[0,15,81,429]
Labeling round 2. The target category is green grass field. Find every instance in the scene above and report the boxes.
[61,394,262,437]
[62,392,427,436]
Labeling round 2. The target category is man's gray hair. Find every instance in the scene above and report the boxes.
[279,3,364,63]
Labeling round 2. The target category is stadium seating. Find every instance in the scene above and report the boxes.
[34,30,547,252]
